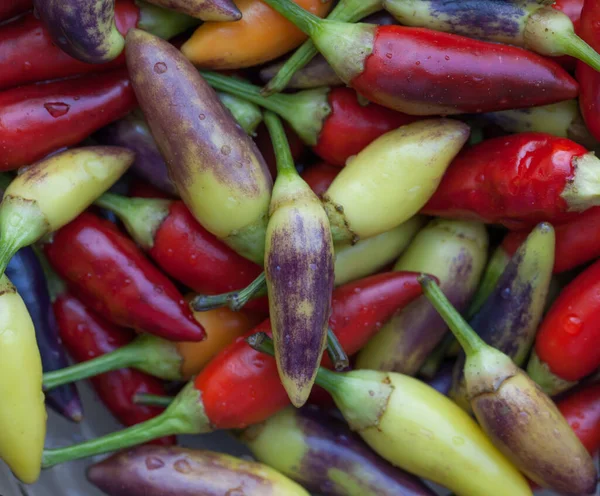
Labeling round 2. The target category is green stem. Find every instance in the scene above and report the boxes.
[264,112,296,176]
[190,272,267,312]
[258,0,322,36]
[136,0,201,40]
[561,33,600,73]
[42,382,210,468]
[217,92,263,136]
[327,328,349,371]
[262,0,382,95]
[134,393,174,408]
[418,275,483,357]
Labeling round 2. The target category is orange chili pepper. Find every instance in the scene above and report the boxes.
[180,0,333,69]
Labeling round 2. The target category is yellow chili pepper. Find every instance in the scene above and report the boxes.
[181,0,333,69]
[0,275,46,483]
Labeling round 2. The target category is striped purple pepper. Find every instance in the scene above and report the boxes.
[143,0,241,20]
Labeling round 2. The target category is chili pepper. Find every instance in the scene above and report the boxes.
[240,406,436,496]
[262,111,335,407]
[180,0,332,69]
[0,274,46,483]
[93,193,268,314]
[356,219,488,375]
[333,217,425,287]
[558,383,600,456]
[44,212,206,342]
[258,0,580,116]
[143,0,241,20]
[126,30,272,265]
[477,100,599,151]
[50,280,175,445]
[5,248,82,422]
[421,276,597,495]
[424,360,454,397]
[527,257,600,396]
[577,0,600,143]
[253,333,532,496]
[323,119,469,244]
[42,304,257,389]
[201,72,420,167]
[0,0,32,22]
[450,223,555,411]
[34,0,125,64]
[0,1,197,92]
[0,69,136,170]
[87,445,310,496]
[422,132,600,229]
[504,207,600,274]
[300,162,339,197]
[41,272,424,466]
[261,9,397,94]
[0,146,133,278]
[382,0,600,72]
[128,178,173,199]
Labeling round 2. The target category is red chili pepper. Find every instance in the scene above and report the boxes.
[577,0,600,142]
[54,290,175,446]
[422,133,600,230]
[259,1,579,116]
[0,68,136,170]
[503,206,600,274]
[43,212,206,342]
[0,0,138,91]
[300,162,340,198]
[195,271,424,429]
[528,259,600,394]
[557,383,600,455]
[128,179,173,200]
[0,0,32,22]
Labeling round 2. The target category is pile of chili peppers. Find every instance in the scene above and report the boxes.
[1,0,600,495]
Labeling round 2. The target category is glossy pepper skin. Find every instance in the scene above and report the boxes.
[0,69,136,171]
[87,446,309,496]
[6,248,82,423]
[126,30,272,265]
[0,275,46,484]
[422,133,600,229]
[41,272,425,466]
[503,206,600,273]
[180,0,332,69]
[53,289,175,446]
[577,0,600,143]
[259,0,579,116]
[0,0,198,92]
[0,0,32,21]
[241,406,436,496]
[528,258,600,395]
[558,383,600,456]
[34,0,125,64]
[201,73,420,168]
[43,212,206,342]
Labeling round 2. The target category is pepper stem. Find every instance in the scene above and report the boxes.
[264,112,297,177]
[94,193,171,251]
[560,33,600,73]
[262,0,382,95]
[327,328,349,371]
[190,272,267,312]
[418,275,484,357]
[258,0,322,36]
[134,393,174,407]
[42,382,210,468]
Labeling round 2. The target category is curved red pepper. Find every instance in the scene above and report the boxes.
[351,26,579,116]
[0,68,136,170]
[312,87,419,167]
[577,0,600,142]
[194,272,423,429]
[558,383,600,455]
[0,0,138,91]
[503,206,600,274]
[151,201,268,314]
[300,162,339,198]
[534,259,600,382]
[422,133,589,229]
[44,212,205,342]
[54,291,175,446]
[0,0,32,22]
